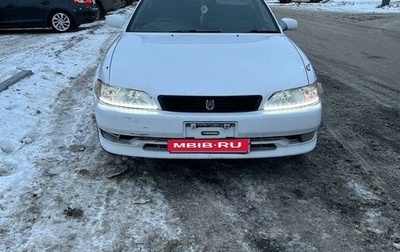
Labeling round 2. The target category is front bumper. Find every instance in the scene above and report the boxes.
[94,99,322,159]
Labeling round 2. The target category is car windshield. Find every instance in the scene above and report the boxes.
[127,0,280,33]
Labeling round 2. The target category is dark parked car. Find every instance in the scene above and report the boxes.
[0,0,98,32]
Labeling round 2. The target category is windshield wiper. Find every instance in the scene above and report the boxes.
[169,29,221,33]
[247,29,280,33]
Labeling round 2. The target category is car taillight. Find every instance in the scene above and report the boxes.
[73,0,93,4]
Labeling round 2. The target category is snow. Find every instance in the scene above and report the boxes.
[0,8,132,249]
[0,1,398,250]
[266,0,400,13]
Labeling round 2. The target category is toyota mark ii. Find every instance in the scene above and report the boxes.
[93,0,322,159]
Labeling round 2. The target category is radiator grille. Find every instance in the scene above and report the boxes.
[158,95,262,112]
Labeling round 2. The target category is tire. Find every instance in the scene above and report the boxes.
[114,0,124,10]
[279,0,292,3]
[120,0,127,8]
[97,3,107,20]
[50,12,74,32]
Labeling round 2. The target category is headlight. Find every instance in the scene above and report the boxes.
[94,80,158,110]
[263,82,322,111]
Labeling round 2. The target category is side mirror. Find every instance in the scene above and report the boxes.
[105,15,126,28]
[278,18,298,31]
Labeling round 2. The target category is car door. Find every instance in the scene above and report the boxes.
[0,0,18,28]
[15,0,50,27]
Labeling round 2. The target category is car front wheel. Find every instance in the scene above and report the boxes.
[50,12,74,32]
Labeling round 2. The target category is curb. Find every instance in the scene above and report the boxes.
[0,70,33,93]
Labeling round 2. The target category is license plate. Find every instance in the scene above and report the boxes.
[167,139,249,153]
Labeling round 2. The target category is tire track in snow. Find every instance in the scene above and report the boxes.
[4,35,182,251]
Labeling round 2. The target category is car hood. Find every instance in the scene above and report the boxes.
[105,33,309,97]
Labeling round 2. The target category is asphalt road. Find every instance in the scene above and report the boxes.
[1,9,400,252]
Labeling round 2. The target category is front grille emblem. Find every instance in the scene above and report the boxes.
[205,99,215,111]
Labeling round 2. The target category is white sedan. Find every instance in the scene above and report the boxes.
[93,0,322,159]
